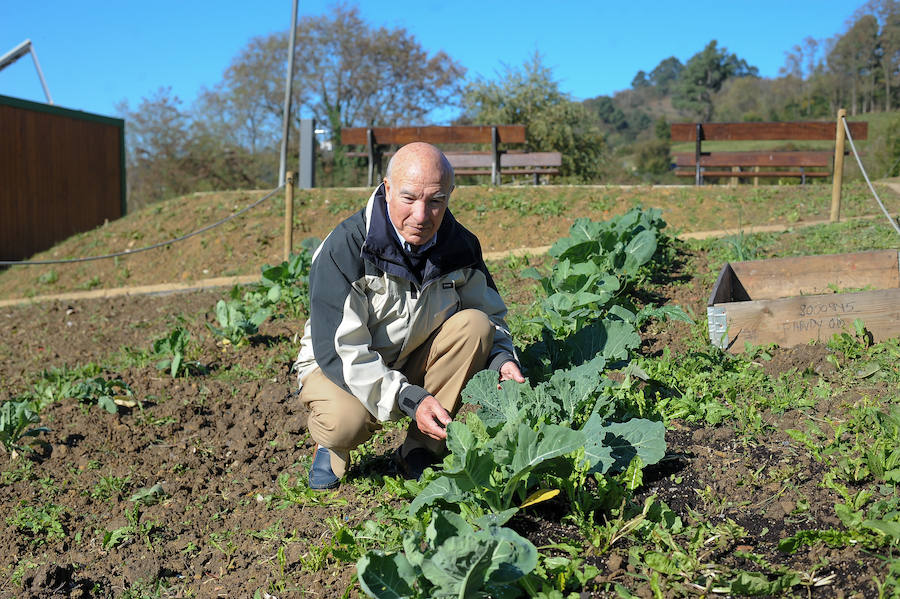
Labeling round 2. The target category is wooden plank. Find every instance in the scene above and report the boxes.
[502,152,562,167]
[674,170,829,178]
[453,168,561,176]
[341,125,526,146]
[716,288,900,351]
[673,151,833,168]
[670,121,868,142]
[446,152,492,168]
[447,151,562,171]
[729,250,900,300]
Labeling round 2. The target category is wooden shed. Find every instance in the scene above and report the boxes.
[0,94,125,262]
[708,250,900,351]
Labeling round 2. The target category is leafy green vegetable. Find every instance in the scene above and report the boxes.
[357,509,537,598]
[0,401,49,457]
[208,297,272,347]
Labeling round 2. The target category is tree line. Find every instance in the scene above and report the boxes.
[119,1,900,208]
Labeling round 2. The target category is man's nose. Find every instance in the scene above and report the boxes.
[410,200,427,222]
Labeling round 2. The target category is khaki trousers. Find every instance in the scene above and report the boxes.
[300,309,494,477]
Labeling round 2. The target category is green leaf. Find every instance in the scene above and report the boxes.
[171,353,182,378]
[643,550,679,574]
[863,519,900,542]
[420,535,495,597]
[409,472,467,515]
[461,373,525,429]
[580,416,666,474]
[427,510,472,547]
[357,552,418,599]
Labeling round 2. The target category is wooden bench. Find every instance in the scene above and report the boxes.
[670,121,868,185]
[340,125,560,186]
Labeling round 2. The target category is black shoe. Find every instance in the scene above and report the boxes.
[309,446,340,489]
[394,447,439,480]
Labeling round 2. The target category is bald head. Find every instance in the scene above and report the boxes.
[382,142,454,247]
[385,142,455,192]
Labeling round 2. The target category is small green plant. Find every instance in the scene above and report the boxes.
[90,474,132,501]
[208,296,271,347]
[151,327,205,378]
[7,501,66,545]
[72,377,133,414]
[102,504,158,550]
[0,401,49,458]
[37,269,58,285]
[255,244,318,319]
[721,228,758,261]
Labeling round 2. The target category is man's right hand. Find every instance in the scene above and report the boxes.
[415,395,451,441]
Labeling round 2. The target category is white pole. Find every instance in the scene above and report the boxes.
[278,0,299,185]
[30,46,53,104]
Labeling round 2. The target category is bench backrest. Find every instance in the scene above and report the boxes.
[341,125,526,146]
[671,121,868,142]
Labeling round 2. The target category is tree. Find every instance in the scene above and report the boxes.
[118,88,271,209]
[649,56,684,94]
[856,0,900,110]
[672,41,759,120]
[202,4,465,147]
[117,88,194,209]
[584,96,628,131]
[460,54,604,181]
[828,14,879,114]
[631,70,650,88]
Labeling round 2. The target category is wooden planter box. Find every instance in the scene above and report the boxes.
[707,250,900,351]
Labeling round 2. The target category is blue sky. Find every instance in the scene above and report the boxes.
[2,0,864,121]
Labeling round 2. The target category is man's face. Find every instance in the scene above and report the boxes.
[384,162,451,247]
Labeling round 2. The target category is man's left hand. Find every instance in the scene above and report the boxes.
[499,361,525,384]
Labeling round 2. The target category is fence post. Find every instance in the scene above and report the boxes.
[284,171,295,262]
[831,108,847,223]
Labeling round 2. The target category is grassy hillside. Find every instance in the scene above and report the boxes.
[0,181,897,300]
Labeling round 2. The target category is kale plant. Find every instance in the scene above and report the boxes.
[357,509,537,598]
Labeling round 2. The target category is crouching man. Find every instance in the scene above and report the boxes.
[294,142,524,489]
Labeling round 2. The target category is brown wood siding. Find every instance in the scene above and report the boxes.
[1,101,123,261]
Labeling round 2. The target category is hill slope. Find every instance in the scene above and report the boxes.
[1,181,896,300]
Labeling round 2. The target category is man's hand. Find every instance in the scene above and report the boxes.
[415,395,452,441]
[499,361,526,384]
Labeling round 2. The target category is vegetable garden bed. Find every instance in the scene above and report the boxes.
[0,210,898,598]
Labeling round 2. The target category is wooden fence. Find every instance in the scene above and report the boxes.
[0,94,125,262]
